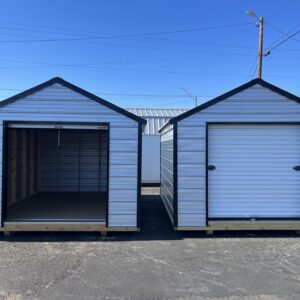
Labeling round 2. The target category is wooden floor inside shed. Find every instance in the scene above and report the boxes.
[6,192,107,222]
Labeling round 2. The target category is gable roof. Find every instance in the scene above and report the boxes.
[0,77,146,125]
[159,78,300,132]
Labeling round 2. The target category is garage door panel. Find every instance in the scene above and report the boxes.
[210,189,300,195]
[209,196,300,202]
[208,124,300,219]
[210,149,300,154]
[211,158,298,164]
[210,154,300,160]
[210,184,300,189]
[210,181,300,186]
[211,135,300,141]
[209,211,300,217]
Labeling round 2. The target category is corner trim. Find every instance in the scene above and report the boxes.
[105,124,110,228]
[1,122,7,227]
[173,123,178,227]
[205,123,209,226]
[137,123,143,228]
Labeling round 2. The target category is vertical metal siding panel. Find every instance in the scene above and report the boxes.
[59,131,80,191]
[177,124,206,226]
[80,131,105,191]
[160,124,174,224]
[0,84,139,228]
[177,85,300,228]
[40,131,59,191]
[33,129,105,192]
[108,125,138,227]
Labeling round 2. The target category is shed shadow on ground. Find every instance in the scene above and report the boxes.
[1,192,299,242]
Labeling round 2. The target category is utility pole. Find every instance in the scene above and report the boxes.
[247,11,264,79]
[257,16,264,79]
[179,87,198,107]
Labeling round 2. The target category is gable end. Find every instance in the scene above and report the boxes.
[169,78,300,125]
[0,77,146,125]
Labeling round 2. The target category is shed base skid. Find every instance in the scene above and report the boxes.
[1,223,139,233]
[175,221,300,231]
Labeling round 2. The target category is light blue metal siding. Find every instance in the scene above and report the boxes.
[160,124,174,224]
[0,83,139,228]
[177,84,300,227]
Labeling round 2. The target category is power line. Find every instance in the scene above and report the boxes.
[0,26,96,38]
[267,0,294,19]
[2,51,300,72]
[0,22,253,43]
[250,65,258,79]
[2,23,300,55]
[246,56,259,81]
[0,21,132,36]
[3,23,300,53]
[0,23,257,47]
[0,87,214,98]
[264,23,300,52]
[266,30,300,53]
[0,63,299,78]
[0,51,257,69]
[266,22,300,45]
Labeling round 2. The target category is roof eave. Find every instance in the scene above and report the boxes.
[158,121,172,133]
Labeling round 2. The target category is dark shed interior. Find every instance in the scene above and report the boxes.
[4,128,108,222]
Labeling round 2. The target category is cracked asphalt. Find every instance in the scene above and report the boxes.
[0,188,300,300]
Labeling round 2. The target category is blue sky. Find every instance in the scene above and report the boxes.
[0,0,299,108]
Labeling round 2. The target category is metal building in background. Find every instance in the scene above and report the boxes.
[127,108,187,185]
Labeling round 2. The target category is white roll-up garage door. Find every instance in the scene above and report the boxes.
[208,124,300,219]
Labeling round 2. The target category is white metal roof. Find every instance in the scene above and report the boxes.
[126,108,188,135]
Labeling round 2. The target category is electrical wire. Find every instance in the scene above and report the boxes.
[0,86,214,98]
[266,22,300,44]
[264,22,300,54]
[250,65,258,79]
[266,30,300,53]
[267,0,294,19]
[0,22,253,43]
[246,57,258,81]
[0,51,256,69]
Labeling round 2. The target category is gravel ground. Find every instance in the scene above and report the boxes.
[0,188,299,300]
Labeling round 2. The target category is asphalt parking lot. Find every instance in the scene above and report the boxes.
[0,188,299,300]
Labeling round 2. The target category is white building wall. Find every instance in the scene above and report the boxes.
[0,83,139,227]
[177,84,300,227]
[126,108,188,184]
[142,135,160,184]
